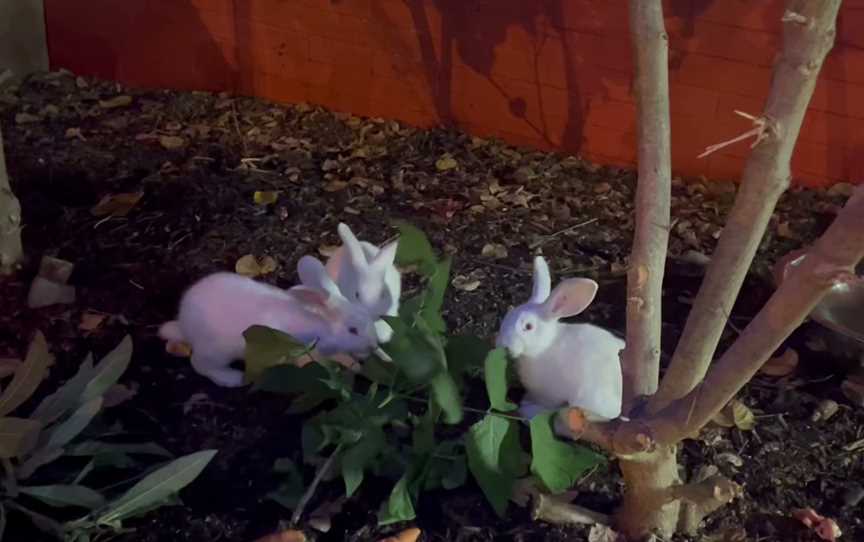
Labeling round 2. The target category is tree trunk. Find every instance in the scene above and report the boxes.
[649,0,843,414]
[616,445,680,539]
[621,0,671,408]
[0,126,23,275]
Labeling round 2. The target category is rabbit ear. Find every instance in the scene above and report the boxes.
[289,285,341,320]
[337,223,368,269]
[371,240,398,271]
[541,278,598,319]
[530,256,552,303]
[297,255,342,298]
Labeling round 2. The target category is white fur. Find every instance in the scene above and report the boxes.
[496,256,623,421]
[158,269,378,387]
[318,223,401,343]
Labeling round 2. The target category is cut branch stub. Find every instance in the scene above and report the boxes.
[555,408,656,457]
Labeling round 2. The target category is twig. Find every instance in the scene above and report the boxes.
[697,111,771,159]
[529,218,599,249]
[291,443,343,526]
[531,493,610,526]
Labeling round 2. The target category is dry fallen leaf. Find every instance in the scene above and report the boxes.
[182,393,210,415]
[811,399,840,423]
[253,190,280,205]
[90,192,143,217]
[377,527,421,542]
[15,112,40,124]
[323,180,349,192]
[65,127,86,141]
[452,275,481,292]
[435,155,458,171]
[254,528,307,542]
[318,244,339,258]
[98,95,133,109]
[776,221,798,240]
[481,243,508,259]
[712,399,755,431]
[235,254,278,277]
[159,135,185,149]
[841,376,864,407]
[760,348,799,377]
[79,312,107,333]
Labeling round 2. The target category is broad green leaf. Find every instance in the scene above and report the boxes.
[66,441,172,458]
[43,397,103,450]
[31,354,94,424]
[19,485,106,510]
[411,400,439,454]
[445,335,490,382]
[0,331,53,417]
[430,371,463,425]
[243,326,310,383]
[529,412,605,494]
[465,415,527,517]
[360,354,397,384]
[381,315,446,382]
[267,458,304,510]
[441,454,467,490]
[73,452,138,485]
[81,336,132,403]
[96,449,217,525]
[341,428,385,498]
[483,348,517,412]
[398,259,451,335]
[392,221,437,276]
[0,417,42,458]
[377,475,415,526]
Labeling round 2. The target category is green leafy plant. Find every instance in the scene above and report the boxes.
[0,332,217,541]
[245,223,604,524]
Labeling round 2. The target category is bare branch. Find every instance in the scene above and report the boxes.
[531,493,610,526]
[697,110,772,158]
[621,0,671,408]
[648,0,843,415]
[668,473,743,534]
[554,407,655,457]
[645,185,864,444]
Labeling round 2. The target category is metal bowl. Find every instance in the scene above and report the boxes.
[774,249,864,344]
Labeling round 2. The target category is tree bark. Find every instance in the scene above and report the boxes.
[648,0,843,414]
[621,0,672,408]
[0,126,23,275]
[642,184,864,445]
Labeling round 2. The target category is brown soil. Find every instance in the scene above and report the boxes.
[1,71,862,542]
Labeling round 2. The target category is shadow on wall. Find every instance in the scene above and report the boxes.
[45,0,235,92]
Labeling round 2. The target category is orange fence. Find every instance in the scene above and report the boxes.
[44,0,864,187]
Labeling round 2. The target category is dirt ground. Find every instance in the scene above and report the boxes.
[1,71,862,542]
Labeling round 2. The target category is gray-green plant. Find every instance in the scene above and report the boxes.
[0,333,216,541]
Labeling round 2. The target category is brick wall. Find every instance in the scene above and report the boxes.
[44,0,864,187]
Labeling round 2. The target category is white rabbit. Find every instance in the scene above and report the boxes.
[496,256,623,421]
[158,261,379,387]
[319,223,401,344]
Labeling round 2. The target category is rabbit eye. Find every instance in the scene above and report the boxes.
[524,323,534,331]
[348,326,359,335]
[354,292,360,300]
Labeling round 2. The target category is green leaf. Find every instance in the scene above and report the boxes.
[267,458,304,510]
[341,428,385,498]
[377,475,415,526]
[398,258,451,335]
[529,412,605,494]
[243,326,310,383]
[483,348,517,412]
[392,221,437,276]
[81,336,132,403]
[43,397,103,450]
[65,441,172,458]
[73,452,138,485]
[19,485,106,510]
[430,371,463,425]
[465,415,527,517]
[441,454,467,490]
[0,331,53,417]
[0,417,42,458]
[95,449,217,525]
[445,335,490,382]
[381,315,446,382]
[31,354,94,424]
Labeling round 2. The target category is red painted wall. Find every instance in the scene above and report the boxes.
[44,0,864,187]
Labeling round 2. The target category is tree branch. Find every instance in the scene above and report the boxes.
[621,0,671,408]
[0,127,24,275]
[649,0,843,414]
[644,184,864,445]
[667,473,743,534]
